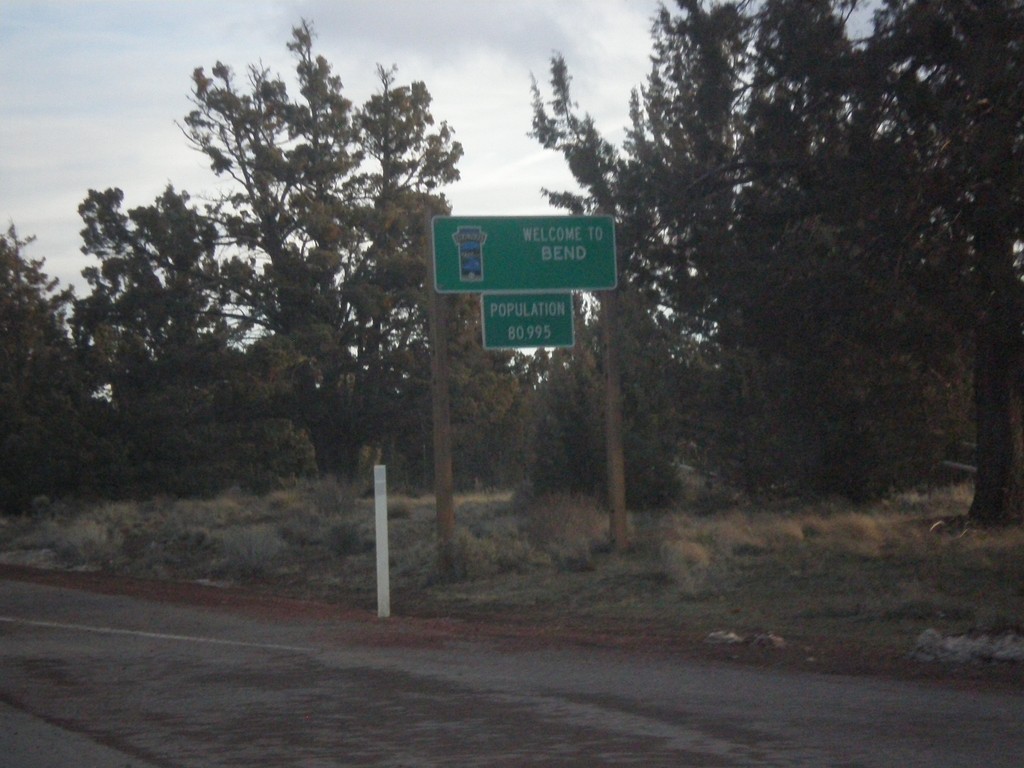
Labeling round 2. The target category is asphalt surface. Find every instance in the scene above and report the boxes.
[1,576,1022,767]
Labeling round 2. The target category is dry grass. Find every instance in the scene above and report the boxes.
[637,486,1023,649]
[216,524,284,577]
[522,493,609,571]
[2,482,1022,658]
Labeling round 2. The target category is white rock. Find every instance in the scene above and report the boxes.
[912,628,1024,664]
[751,632,787,649]
[705,630,745,645]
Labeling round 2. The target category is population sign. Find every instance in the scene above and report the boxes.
[432,215,617,293]
[481,293,574,349]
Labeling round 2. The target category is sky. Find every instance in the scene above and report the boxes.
[0,0,662,291]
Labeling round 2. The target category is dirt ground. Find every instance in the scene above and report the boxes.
[2,562,1022,694]
[7,573,1023,768]
[2,486,1022,695]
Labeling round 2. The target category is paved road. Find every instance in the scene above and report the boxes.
[0,577,1021,767]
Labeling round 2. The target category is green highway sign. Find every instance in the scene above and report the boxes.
[481,293,575,349]
[432,215,616,293]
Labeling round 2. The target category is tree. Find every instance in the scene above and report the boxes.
[183,21,361,338]
[715,0,974,498]
[524,292,685,508]
[529,342,605,498]
[531,55,631,545]
[339,64,463,481]
[446,304,534,491]
[0,227,88,512]
[621,0,749,329]
[182,22,464,481]
[597,0,974,500]
[527,0,994,506]
[862,0,1024,523]
[74,187,315,496]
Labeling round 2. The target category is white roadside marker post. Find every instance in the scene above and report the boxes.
[374,465,390,618]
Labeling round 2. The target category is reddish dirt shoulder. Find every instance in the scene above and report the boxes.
[2,563,1021,693]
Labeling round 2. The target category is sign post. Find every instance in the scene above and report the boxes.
[428,213,627,553]
[425,218,456,578]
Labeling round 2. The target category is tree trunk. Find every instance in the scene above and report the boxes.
[968,312,1024,525]
[964,3,1024,526]
[426,222,456,577]
[601,288,629,551]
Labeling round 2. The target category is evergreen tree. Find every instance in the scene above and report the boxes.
[0,227,89,512]
[182,22,464,480]
[862,0,1024,522]
[74,187,316,496]
[560,0,975,500]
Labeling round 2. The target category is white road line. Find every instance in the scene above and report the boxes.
[0,616,314,653]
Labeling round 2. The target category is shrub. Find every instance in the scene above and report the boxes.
[441,526,540,581]
[32,518,125,567]
[326,520,371,556]
[217,524,283,577]
[660,537,713,596]
[523,493,609,571]
[299,475,358,518]
[656,511,807,595]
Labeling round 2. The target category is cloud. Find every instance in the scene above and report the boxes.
[0,0,659,290]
